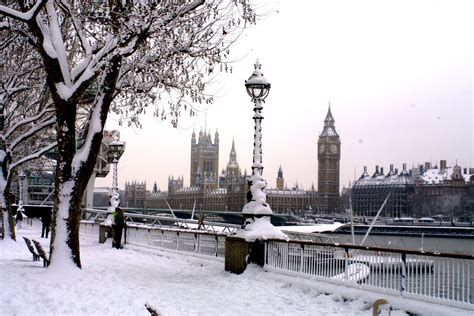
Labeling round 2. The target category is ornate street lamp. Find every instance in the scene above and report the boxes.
[242,60,273,227]
[108,136,125,207]
[17,170,26,213]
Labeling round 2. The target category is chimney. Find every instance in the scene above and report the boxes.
[399,163,408,175]
[470,168,474,174]
[388,164,394,176]
[380,167,384,175]
[362,166,368,177]
[373,165,380,177]
[395,168,399,174]
[440,160,447,173]
[419,165,424,174]
[425,162,431,171]
[464,168,468,175]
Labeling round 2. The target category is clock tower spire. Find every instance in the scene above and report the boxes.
[317,104,341,214]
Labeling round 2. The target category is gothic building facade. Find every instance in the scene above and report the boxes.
[124,181,146,208]
[125,132,320,214]
[276,166,284,190]
[190,129,219,190]
[317,106,341,213]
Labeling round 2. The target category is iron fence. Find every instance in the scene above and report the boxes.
[125,225,226,258]
[265,240,473,310]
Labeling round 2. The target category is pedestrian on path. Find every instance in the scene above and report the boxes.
[15,208,24,229]
[41,209,52,238]
[112,207,125,249]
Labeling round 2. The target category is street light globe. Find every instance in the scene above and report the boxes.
[245,60,271,101]
[109,139,125,157]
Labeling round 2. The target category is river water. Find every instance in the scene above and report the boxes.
[327,233,474,255]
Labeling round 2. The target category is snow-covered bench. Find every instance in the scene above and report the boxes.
[22,237,40,262]
[32,239,50,267]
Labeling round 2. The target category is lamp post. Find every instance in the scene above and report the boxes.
[242,60,273,228]
[108,136,125,207]
[18,170,25,213]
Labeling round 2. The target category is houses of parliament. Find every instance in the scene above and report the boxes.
[124,107,341,214]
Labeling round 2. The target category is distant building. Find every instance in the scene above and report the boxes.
[126,135,319,214]
[93,187,112,208]
[412,160,474,218]
[352,164,415,218]
[276,166,284,190]
[351,160,474,218]
[24,172,55,206]
[190,129,219,190]
[317,106,341,213]
[124,181,146,208]
[126,108,347,214]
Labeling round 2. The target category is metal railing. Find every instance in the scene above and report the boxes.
[124,224,226,258]
[265,240,474,310]
[81,208,240,234]
[79,220,226,258]
[80,221,101,237]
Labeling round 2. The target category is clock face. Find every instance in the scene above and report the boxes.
[319,144,325,154]
[330,144,338,154]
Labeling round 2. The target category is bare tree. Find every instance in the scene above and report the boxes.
[0,0,256,268]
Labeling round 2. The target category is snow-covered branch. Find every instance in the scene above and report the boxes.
[5,105,53,139]
[9,116,55,152]
[0,0,46,23]
[9,141,57,171]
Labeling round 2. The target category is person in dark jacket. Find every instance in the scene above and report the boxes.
[41,209,52,238]
[112,207,125,249]
[15,208,24,229]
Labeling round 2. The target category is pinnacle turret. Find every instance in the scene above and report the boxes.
[319,104,339,137]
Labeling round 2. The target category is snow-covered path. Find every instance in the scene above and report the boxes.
[0,222,469,315]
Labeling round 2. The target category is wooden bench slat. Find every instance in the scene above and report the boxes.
[22,237,40,262]
[32,239,50,267]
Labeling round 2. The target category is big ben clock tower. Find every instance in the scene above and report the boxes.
[317,105,341,213]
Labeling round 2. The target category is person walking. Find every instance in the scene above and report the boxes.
[112,207,125,249]
[15,208,24,229]
[41,209,52,238]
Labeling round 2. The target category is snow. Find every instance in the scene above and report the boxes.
[55,82,73,100]
[278,222,347,234]
[242,174,272,215]
[235,217,289,242]
[421,167,472,184]
[1,221,472,316]
[49,180,76,270]
[0,1,44,22]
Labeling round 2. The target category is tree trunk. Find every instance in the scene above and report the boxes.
[49,57,121,269]
[4,177,16,241]
[0,152,15,241]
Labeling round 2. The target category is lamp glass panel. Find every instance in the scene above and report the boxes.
[252,87,262,98]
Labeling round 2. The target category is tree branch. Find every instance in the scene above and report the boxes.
[9,141,57,171]
[9,116,55,151]
[0,0,46,23]
[4,104,54,139]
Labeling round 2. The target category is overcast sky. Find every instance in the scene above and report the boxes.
[96,0,473,193]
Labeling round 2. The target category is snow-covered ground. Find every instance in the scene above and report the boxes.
[0,221,471,315]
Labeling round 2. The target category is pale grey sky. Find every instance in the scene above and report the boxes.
[96,0,473,192]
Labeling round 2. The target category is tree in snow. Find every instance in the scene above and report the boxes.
[0,33,56,240]
[0,0,256,268]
